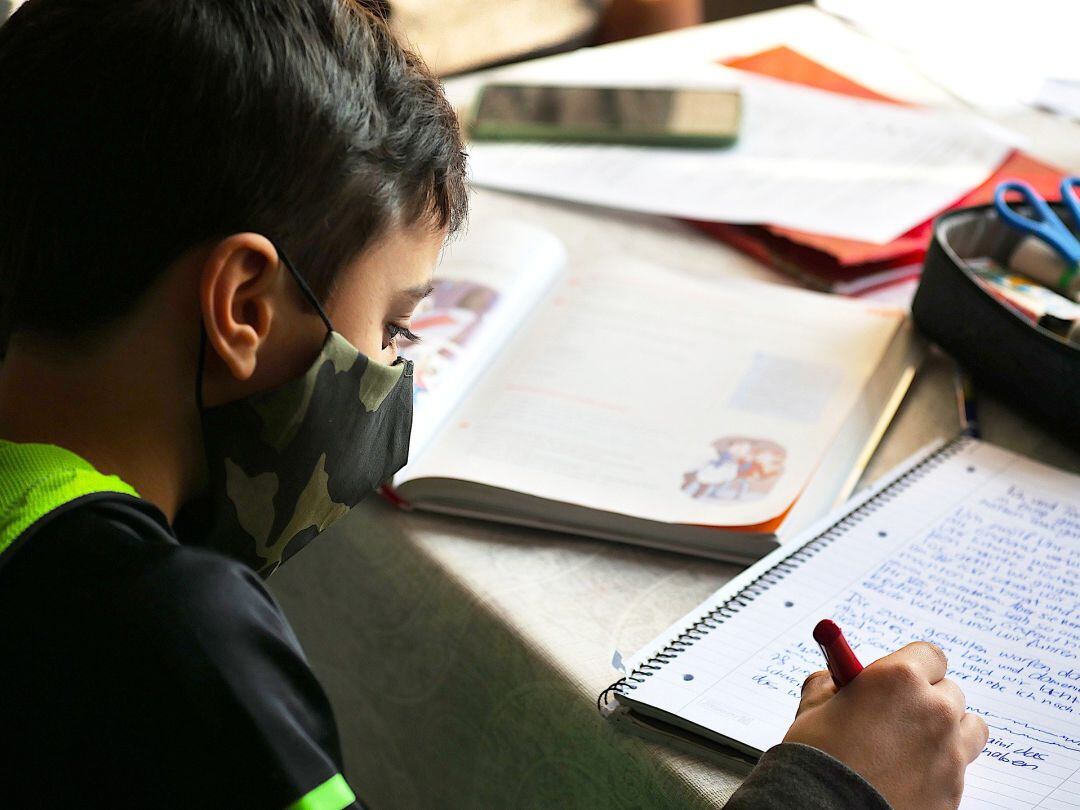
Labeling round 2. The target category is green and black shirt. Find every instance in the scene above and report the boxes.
[0,441,360,810]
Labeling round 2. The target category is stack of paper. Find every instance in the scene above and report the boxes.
[686,48,1064,298]
[467,51,1016,245]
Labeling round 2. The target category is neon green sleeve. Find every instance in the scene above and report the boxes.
[287,774,357,810]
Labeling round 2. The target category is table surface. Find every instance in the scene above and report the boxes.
[270,7,1080,808]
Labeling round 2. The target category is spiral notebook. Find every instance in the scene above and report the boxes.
[600,437,1080,810]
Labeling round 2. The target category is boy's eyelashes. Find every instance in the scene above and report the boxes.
[384,322,421,349]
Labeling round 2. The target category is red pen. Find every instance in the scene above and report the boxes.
[813,619,864,687]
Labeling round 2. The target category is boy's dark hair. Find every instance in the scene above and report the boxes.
[0,0,467,342]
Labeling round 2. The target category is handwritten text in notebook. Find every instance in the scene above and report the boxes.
[624,441,1080,810]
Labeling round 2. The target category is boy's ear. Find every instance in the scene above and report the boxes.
[199,234,281,382]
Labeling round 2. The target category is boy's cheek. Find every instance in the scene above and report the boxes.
[320,299,380,355]
[342,322,390,362]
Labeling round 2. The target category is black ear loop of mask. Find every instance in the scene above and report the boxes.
[195,243,334,413]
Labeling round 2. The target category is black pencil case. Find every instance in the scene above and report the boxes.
[912,203,1080,448]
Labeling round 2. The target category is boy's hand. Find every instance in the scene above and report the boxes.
[783,642,988,810]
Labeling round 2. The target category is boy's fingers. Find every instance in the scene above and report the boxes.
[798,670,836,711]
[889,641,949,684]
[933,678,967,718]
[959,712,990,763]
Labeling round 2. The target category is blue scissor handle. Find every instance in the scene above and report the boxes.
[1061,175,1080,228]
[994,180,1080,265]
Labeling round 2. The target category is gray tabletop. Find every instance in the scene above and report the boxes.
[270,8,1080,808]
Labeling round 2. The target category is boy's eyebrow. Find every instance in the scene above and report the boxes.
[403,283,435,302]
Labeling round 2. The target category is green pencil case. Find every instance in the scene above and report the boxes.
[912,203,1080,448]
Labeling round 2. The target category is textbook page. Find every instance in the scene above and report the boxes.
[400,219,565,459]
[622,440,1080,810]
[402,255,903,527]
[467,66,1014,245]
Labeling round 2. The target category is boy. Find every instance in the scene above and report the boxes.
[0,2,985,808]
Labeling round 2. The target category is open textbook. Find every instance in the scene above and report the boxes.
[388,219,921,561]
[600,438,1080,809]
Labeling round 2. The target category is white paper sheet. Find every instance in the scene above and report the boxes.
[622,439,1080,809]
[1035,80,1080,122]
[468,70,1014,244]
[817,0,1080,113]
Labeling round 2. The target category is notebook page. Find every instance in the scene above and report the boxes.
[620,440,1080,810]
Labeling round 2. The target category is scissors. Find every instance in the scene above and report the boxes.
[993,176,1080,289]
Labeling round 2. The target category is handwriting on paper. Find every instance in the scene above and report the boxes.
[745,482,1080,777]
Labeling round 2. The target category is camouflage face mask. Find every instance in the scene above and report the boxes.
[176,246,414,577]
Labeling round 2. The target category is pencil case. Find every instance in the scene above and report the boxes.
[912,203,1080,447]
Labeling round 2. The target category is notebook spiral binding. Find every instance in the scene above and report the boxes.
[597,436,971,714]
